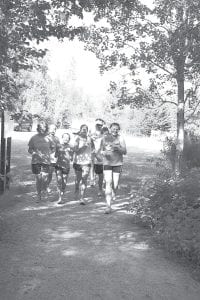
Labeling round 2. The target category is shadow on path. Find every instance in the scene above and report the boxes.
[0,137,200,300]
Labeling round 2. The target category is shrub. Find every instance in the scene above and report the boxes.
[162,132,200,170]
[129,160,200,265]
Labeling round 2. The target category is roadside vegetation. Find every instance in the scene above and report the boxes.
[1,0,200,268]
[128,137,200,266]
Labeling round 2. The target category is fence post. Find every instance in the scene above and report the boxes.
[6,137,11,189]
[0,110,5,193]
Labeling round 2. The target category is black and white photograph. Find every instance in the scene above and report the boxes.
[1,0,200,299]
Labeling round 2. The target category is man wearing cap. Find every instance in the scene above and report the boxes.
[90,118,105,196]
[47,124,60,193]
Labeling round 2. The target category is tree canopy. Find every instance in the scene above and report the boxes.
[0,0,123,110]
[83,1,200,131]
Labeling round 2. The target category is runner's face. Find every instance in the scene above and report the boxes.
[110,125,120,136]
[49,125,56,135]
[80,126,88,136]
[96,123,103,131]
[63,134,70,144]
[103,130,109,137]
[39,123,46,134]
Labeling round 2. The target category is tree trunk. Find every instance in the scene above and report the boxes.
[176,66,185,174]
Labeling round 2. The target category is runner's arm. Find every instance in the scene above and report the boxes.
[28,138,34,154]
[113,137,127,155]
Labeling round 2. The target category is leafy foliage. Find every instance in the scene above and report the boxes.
[129,157,200,265]
[82,0,200,148]
[0,0,52,109]
[0,0,123,110]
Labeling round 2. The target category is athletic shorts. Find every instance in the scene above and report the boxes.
[73,163,91,173]
[32,163,50,175]
[49,163,56,172]
[55,165,70,175]
[103,165,122,173]
[50,163,56,167]
[94,164,103,175]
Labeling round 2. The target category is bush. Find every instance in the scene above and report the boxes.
[162,132,200,170]
[129,161,200,265]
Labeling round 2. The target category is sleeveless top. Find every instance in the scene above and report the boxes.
[73,135,94,165]
[101,134,126,166]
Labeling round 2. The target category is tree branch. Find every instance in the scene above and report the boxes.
[124,43,175,76]
[184,84,199,103]
[185,98,200,122]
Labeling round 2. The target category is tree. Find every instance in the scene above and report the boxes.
[0,1,96,109]
[0,0,52,109]
[83,0,200,173]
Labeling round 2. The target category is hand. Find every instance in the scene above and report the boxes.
[113,144,120,151]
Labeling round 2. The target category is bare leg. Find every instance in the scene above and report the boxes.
[62,173,68,192]
[90,162,95,186]
[35,174,42,202]
[56,169,63,192]
[80,165,90,204]
[58,173,69,204]
[74,170,82,200]
[103,170,113,212]
[47,165,54,192]
[41,172,49,193]
[98,173,104,196]
[112,172,121,199]
[56,169,64,203]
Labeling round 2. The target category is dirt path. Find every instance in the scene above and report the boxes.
[0,134,200,300]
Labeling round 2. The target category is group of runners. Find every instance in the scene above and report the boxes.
[28,118,127,214]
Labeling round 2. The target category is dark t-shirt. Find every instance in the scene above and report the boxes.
[55,143,72,170]
[101,134,126,166]
[28,133,53,165]
[48,134,60,164]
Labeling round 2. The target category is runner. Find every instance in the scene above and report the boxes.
[47,124,60,192]
[28,121,53,202]
[73,124,95,205]
[55,133,73,204]
[101,126,109,137]
[89,118,105,188]
[101,123,127,214]
[91,119,106,197]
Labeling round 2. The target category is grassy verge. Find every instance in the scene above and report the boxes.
[129,159,200,266]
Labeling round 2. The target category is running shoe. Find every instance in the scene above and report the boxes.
[46,187,51,193]
[97,191,104,197]
[104,207,112,214]
[57,199,65,205]
[36,193,41,203]
[79,198,86,205]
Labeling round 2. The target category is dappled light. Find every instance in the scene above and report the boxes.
[1,133,200,300]
[45,229,83,240]
[1,0,200,297]
[62,248,79,257]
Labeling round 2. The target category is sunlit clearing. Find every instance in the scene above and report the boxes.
[21,180,34,185]
[49,231,83,240]
[62,249,79,257]
[94,252,117,264]
[66,181,76,186]
[132,242,149,250]
[126,136,162,152]
[23,206,51,211]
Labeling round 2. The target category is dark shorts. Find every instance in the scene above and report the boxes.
[50,163,56,167]
[73,163,91,172]
[32,163,50,175]
[94,164,103,175]
[55,165,70,175]
[49,163,56,172]
[103,165,122,173]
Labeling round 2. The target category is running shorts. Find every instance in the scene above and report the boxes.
[94,164,103,175]
[31,163,50,175]
[103,165,122,173]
